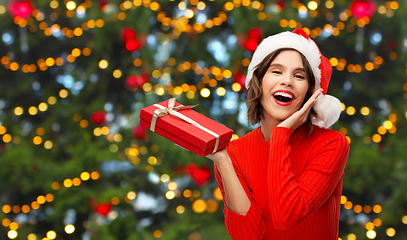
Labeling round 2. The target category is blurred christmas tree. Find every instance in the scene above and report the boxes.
[1,0,407,239]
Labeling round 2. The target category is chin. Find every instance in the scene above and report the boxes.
[274,106,298,119]
[261,100,302,123]
[277,113,295,121]
[265,110,294,123]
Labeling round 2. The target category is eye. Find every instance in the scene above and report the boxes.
[272,70,282,74]
[294,74,305,79]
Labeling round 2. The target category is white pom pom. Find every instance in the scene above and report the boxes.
[311,94,342,128]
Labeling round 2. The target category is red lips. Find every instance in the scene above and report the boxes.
[273,90,295,106]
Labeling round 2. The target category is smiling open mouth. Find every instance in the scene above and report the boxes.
[273,92,293,103]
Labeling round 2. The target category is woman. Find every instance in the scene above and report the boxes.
[207,29,350,240]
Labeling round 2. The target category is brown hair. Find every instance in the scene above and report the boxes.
[246,48,317,131]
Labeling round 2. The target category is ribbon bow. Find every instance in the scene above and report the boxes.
[149,98,220,154]
[150,98,198,132]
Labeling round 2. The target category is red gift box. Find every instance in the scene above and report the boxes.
[139,98,233,157]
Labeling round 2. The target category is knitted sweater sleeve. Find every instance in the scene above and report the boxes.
[214,146,265,239]
[268,127,349,230]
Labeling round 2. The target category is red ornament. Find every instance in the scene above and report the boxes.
[121,27,146,52]
[233,69,246,91]
[91,111,106,126]
[125,74,148,91]
[122,27,137,43]
[350,0,377,19]
[132,124,147,140]
[243,38,259,52]
[125,39,141,52]
[99,0,108,11]
[95,203,112,217]
[125,76,140,91]
[247,28,263,45]
[7,0,34,19]
[239,27,263,53]
[186,163,211,187]
[276,0,285,11]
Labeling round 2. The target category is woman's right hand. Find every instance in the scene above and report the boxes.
[206,148,230,166]
[277,88,323,130]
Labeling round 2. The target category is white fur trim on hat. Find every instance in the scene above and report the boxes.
[245,31,322,90]
[312,94,342,128]
[245,29,342,128]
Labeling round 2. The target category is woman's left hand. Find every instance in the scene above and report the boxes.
[277,89,323,130]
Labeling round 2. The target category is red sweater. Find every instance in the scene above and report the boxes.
[214,124,349,240]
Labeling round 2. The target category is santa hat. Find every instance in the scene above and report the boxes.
[245,28,342,128]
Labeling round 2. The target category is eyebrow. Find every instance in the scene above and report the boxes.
[269,63,305,72]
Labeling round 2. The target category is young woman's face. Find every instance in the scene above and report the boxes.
[260,50,309,123]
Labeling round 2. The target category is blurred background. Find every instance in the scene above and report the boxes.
[1,0,407,239]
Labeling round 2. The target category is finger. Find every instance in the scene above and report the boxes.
[311,88,323,100]
[279,89,323,129]
[306,89,322,104]
[303,98,315,111]
[299,97,316,115]
[300,89,323,113]
[299,106,312,121]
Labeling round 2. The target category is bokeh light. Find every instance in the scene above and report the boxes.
[65,224,75,234]
[7,230,17,239]
[386,228,396,237]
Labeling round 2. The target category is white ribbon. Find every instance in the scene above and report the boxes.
[150,98,220,153]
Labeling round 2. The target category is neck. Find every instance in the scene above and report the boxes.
[260,116,282,142]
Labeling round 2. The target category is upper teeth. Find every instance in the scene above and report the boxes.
[274,92,293,99]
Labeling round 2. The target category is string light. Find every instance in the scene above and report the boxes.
[168,182,177,190]
[165,191,175,200]
[373,218,382,227]
[64,224,75,234]
[183,189,192,198]
[160,174,170,183]
[308,1,318,10]
[1,172,99,216]
[192,199,206,213]
[27,233,37,240]
[365,222,374,230]
[361,107,370,116]
[372,134,381,143]
[346,106,356,115]
[153,230,162,238]
[176,205,185,214]
[378,126,386,135]
[386,228,396,237]
[1,47,91,73]
[7,230,17,239]
[46,230,57,239]
[354,205,362,213]
[200,88,210,98]
[127,191,137,200]
[366,230,376,239]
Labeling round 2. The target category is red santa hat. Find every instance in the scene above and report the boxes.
[245,28,342,128]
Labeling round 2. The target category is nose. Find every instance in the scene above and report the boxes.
[280,74,293,87]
